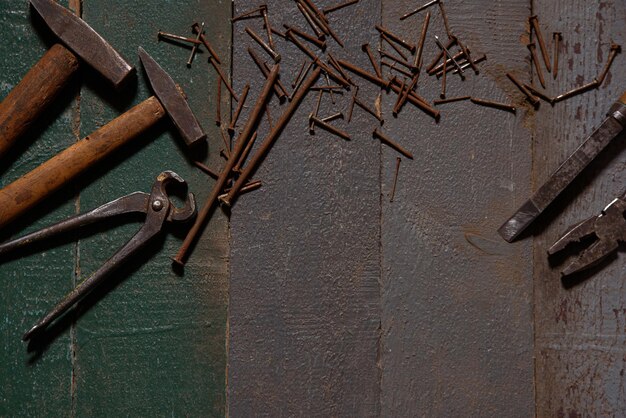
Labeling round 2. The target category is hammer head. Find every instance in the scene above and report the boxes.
[30,0,134,88]
[138,47,206,149]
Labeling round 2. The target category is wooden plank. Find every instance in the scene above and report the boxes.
[72,1,229,415]
[228,1,382,416]
[533,1,626,416]
[380,0,535,416]
[0,1,76,414]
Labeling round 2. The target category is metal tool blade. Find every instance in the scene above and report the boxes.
[499,115,624,242]
[547,216,596,255]
[138,47,207,148]
[30,0,134,88]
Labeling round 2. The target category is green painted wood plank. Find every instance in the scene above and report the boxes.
[72,1,230,416]
[0,1,78,415]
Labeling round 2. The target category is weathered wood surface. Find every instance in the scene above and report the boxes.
[533,1,626,416]
[380,0,534,416]
[0,0,229,416]
[228,0,383,416]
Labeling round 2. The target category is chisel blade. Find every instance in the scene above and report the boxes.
[499,101,626,242]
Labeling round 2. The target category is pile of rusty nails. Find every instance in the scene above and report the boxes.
[159,0,621,266]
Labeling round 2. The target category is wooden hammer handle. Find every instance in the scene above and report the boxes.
[0,96,165,230]
[0,44,81,159]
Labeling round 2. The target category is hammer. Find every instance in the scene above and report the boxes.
[0,47,206,231]
[0,0,135,159]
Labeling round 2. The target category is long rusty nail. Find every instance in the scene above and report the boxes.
[338,59,390,88]
[381,33,409,61]
[193,161,219,179]
[309,115,351,140]
[284,25,326,50]
[216,78,222,126]
[553,32,562,80]
[323,0,359,15]
[157,31,203,45]
[596,43,622,85]
[219,180,263,200]
[310,85,344,91]
[438,1,453,39]
[233,131,259,173]
[376,25,417,53]
[414,11,431,70]
[362,43,383,78]
[286,31,349,86]
[440,51,447,98]
[506,72,539,107]
[400,0,439,20]
[455,37,479,75]
[228,84,250,133]
[309,89,324,132]
[321,112,344,122]
[192,23,222,64]
[433,95,471,105]
[383,61,414,78]
[209,56,239,101]
[245,27,281,63]
[270,27,288,39]
[232,6,265,22]
[173,65,281,267]
[523,83,554,105]
[297,0,330,37]
[434,35,464,78]
[263,61,291,100]
[327,53,353,84]
[529,15,551,73]
[187,22,204,67]
[396,73,419,113]
[470,97,516,113]
[300,0,344,48]
[355,96,384,123]
[248,48,287,101]
[221,67,322,208]
[553,80,599,103]
[292,59,308,88]
[527,43,546,89]
[301,0,330,24]
[425,37,457,72]
[429,49,466,75]
[261,6,275,50]
[324,73,335,104]
[379,49,417,72]
[220,129,232,158]
[393,78,408,115]
[296,2,325,39]
[373,129,414,159]
[291,60,315,100]
[445,54,486,76]
[390,157,401,203]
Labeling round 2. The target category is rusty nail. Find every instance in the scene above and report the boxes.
[284,25,326,50]
[338,59,391,89]
[425,37,457,72]
[265,104,273,129]
[208,56,238,101]
[310,86,344,91]
[414,11,431,70]
[552,32,562,80]
[529,15,551,73]
[355,96,384,123]
[296,2,325,39]
[523,83,554,105]
[286,32,349,87]
[362,43,383,78]
[219,180,263,200]
[292,59,308,88]
[429,49,466,75]
[400,0,439,20]
[323,0,359,15]
[261,7,275,50]
[232,5,265,22]
[434,35,464,78]
[157,31,203,45]
[327,53,353,85]
[248,48,287,101]
[229,84,250,134]
[553,80,600,103]
[470,97,516,113]
[397,73,419,113]
[263,61,292,99]
[297,0,330,36]
[220,129,232,156]
[455,37,479,75]
[216,78,222,126]
[379,49,417,72]
[393,78,408,115]
[300,0,344,47]
[373,129,414,159]
[433,95,471,105]
[506,72,540,107]
[245,26,281,63]
[192,23,222,64]
[187,22,204,67]
[321,112,344,123]
[381,33,409,61]
[221,67,322,208]
[291,60,315,100]
[347,87,358,123]
[309,89,324,132]
[446,54,486,76]
[376,25,417,53]
[440,51,447,98]
[383,61,414,78]
[324,73,335,104]
[233,131,259,173]
[596,43,622,86]
[390,157,401,203]
[309,115,351,140]
[193,161,219,179]
[270,27,288,39]
[438,1,453,38]
[527,43,546,89]
[173,65,281,267]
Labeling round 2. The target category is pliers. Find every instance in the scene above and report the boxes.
[0,171,196,341]
[548,190,626,276]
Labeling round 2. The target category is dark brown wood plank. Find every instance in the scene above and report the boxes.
[228,1,382,416]
[533,1,626,416]
[380,0,535,416]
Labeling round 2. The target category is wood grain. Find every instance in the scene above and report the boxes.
[533,1,626,416]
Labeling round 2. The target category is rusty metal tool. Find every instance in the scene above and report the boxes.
[0,48,205,231]
[0,0,134,159]
[548,190,626,276]
[0,171,196,341]
[498,91,626,242]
